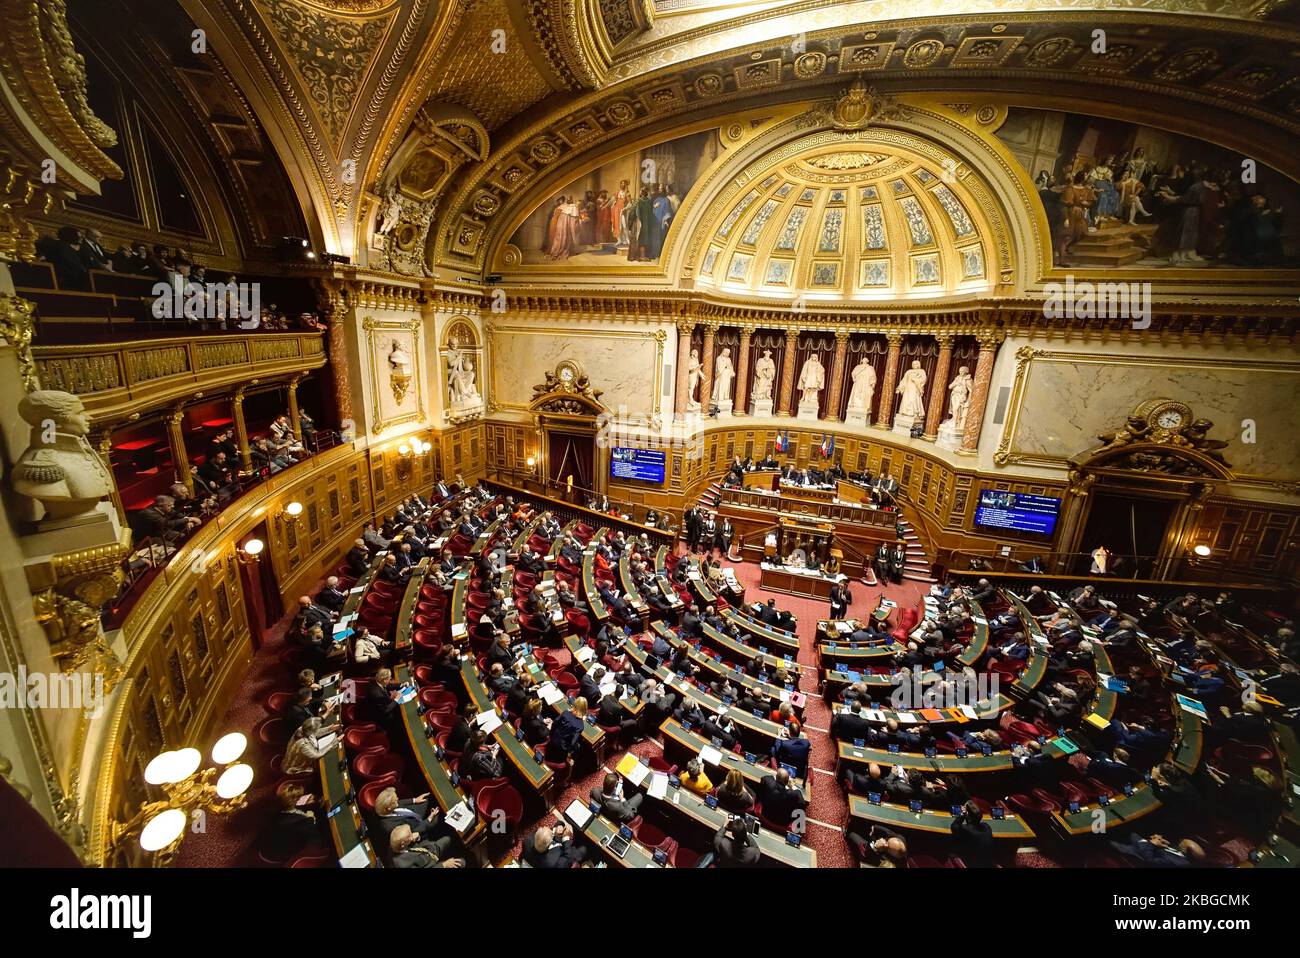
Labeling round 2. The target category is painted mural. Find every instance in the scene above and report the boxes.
[997,108,1298,270]
[507,129,721,267]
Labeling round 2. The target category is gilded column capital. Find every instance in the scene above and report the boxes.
[885,331,904,346]
[834,329,851,343]
[675,319,696,336]
[934,332,956,348]
[0,292,39,392]
[976,330,1006,350]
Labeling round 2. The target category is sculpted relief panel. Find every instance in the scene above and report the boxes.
[1004,348,1298,481]
[489,324,661,416]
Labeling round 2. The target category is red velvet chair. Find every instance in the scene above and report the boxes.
[264,690,295,715]
[344,727,389,756]
[475,780,525,836]
[352,752,405,784]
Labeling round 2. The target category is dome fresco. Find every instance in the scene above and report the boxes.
[694,146,991,300]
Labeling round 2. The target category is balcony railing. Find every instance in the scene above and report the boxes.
[32,330,327,421]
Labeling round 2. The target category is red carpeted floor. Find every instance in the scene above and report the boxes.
[178,547,929,868]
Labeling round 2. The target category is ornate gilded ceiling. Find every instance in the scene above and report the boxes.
[693,139,996,301]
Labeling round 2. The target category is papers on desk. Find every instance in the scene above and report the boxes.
[339,843,371,868]
[958,705,979,720]
[394,685,417,705]
[338,612,357,627]
[476,709,503,735]
[835,621,854,634]
[1176,694,1209,721]
[599,678,618,697]
[1083,712,1110,730]
[648,771,669,800]
[446,801,476,834]
[864,709,888,723]
[698,744,724,767]
[896,712,918,723]
[315,732,339,752]
[348,584,366,595]
[575,645,595,664]
[879,598,898,609]
[537,682,565,706]
[565,799,594,830]
[618,754,650,787]
[332,625,354,642]
[450,622,468,639]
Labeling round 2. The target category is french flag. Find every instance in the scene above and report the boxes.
[775,431,789,454]
[819,434,834,459]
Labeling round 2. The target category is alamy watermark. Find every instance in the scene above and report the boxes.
[151,277,261,322]
[1043,274,1151,329]
[0,668,105,719]
[596,405,704,461]
[888,665,999,711]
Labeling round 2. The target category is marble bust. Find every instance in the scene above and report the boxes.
[11,391,113,522]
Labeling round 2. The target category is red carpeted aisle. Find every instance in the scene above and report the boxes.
[179,548,929,868]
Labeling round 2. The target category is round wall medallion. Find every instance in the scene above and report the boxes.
[903,39,944,68]
[694,73,724,97]
[794,52,827,79]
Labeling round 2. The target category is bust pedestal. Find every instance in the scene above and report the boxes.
[715,399,733,417]
[844,407,870,428]
[750,397,773,418]
[892,411,922,436]
[936,420,962,451]
[796,398,821,421]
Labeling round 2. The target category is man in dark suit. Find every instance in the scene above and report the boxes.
[949,801,994,867]
[578,666,604,705]
[771,722,810,779]
[830,702,875,742]
[755,769,805,827]
[830,582,852,620]
[589,772,643,823]
[522,823,587,868]
[758,598,781,627]
[1109,832,1204,868]
[345,539,370,577]
[295,595,335,634]
[389,824,465,868]
[711,818,761,867]
[364,668,402,725]
[680,605,704,639]
[316,576,347,613]
[373,787,442,842]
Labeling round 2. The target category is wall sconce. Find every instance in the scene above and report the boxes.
[1192,544,1212,557]
[420,440,433,455]
[238,538,265,564]
[112,732,252,864]
[283,501,303,521]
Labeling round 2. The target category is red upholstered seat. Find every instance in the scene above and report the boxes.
[264,690,295,714]
[254,716,292,746]
[352,752,405,784]
[475,780,524,835]
[343,727,389,756]
[419,687,458,713]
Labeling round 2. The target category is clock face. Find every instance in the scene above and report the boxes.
[1155,408,1186,429]
[559,367,574,383]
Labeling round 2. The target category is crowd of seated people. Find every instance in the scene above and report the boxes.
[32,228,329,331]
[823,571,1296,867]
[718,451,899,507]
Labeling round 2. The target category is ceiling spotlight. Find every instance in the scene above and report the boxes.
[1192,544,1212,557]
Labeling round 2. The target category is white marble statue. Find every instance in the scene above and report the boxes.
[11,391,113,522]
[711,347,735,404]
[846,358,877,414]
[797,353,825,406]
[946,365,973,430]
[450,357,481,405]
[752,349,776,401]
[895,360,927,419]
[686,349,702,410]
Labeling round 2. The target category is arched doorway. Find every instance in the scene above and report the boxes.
[527,360,609,501]
[1055,401,1233,580]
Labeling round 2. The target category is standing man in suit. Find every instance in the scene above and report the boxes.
[949,801,994,867]
[829,581,852,620]
[771,722,811,780]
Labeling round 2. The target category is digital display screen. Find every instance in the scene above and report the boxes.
[973,489,1060,536]
[610,447,666,483]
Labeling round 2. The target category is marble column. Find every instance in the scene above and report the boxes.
[874,332,903,428]
[777,327,799,417]
[825,329,851,423]
[232,387,253,471]
[732,327,753,415]
[164,406,193,494]
[673,320,694,421]
[960,332,1002,454]
[700,323,717,410]
[288,375,303,437]
[91,428,127,524]
[923,334,955,440]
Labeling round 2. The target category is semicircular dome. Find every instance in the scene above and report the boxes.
[692,137,999,302]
